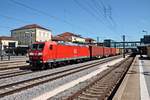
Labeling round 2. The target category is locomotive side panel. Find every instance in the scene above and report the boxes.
[54,44,90,61]
[55,44,77,60]
[42,42,56,62]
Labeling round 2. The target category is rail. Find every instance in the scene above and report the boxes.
[0,55,122,98]
[66,55,135,100]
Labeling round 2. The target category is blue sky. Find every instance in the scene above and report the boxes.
[0,0,150,42]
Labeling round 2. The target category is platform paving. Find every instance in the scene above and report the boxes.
[113,55,150,100]
[0,56,28,63]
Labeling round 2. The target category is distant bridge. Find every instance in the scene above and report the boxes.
[111,41,141,48]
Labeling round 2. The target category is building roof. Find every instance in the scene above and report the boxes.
[11,24,51,31]
[58,32,82,38]
[0,36,16,41]
[52,32,84,42]
[52,35,71,42]
[84,38,96,43]
[85,38,95,41]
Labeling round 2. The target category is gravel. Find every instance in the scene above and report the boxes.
[0,56,121,100]
[49,75,97,100]
[0,58,106,86]
[1,62,103,100]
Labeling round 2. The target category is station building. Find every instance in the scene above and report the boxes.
[11,24,52,45]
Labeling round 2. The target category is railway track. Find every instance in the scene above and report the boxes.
[0,64,29,71]
[0,60,29,70]
[0,60,26,64]
[0,55,122,80]
[0,70,32,79]
[0,55,122,98]
[66,55,135,100]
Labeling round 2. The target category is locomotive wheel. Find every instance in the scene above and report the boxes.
[41,64,47,70]
[48,62,53,69]
[31,63,39,70]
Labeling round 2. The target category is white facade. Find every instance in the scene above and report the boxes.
[11,27,52,45]
[72,36,85,43]
[36,28,51,42]
[0,40,18,50]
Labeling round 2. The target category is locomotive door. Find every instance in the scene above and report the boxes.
[48,44,56,60]
[73,47,78,58]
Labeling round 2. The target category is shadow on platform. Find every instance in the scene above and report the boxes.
[127,70,139,74]
[143,71,150,76]
[139,56,150,60]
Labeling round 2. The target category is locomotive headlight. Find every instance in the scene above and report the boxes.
[38,52,43,56]
[29,52,34,56]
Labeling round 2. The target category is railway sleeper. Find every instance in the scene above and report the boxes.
[91,87,111,94]
[95,82,109,86]
[80,92,101,99]
[87,88,105,92]
[86,89,104,94]
[91,85,106,89]
[92,85,109,89]
[77,95,98,100]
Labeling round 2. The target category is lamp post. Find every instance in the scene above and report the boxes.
[123,35,125,58]
[142,30,148,35]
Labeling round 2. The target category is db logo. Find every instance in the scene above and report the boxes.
[74,49,77,54]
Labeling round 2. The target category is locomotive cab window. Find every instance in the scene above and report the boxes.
[49,45,53,50]
[31,43,45,50]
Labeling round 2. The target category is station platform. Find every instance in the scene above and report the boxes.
[0,56,28,63]
[113,55,150,100]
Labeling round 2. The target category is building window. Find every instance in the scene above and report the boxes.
[41,32,43,37]
[39,31,41,36]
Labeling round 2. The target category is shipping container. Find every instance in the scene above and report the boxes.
[104,47,111,56]
[147,46,150,57]
[91,46,103,57]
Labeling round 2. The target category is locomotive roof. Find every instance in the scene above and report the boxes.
[32,41,106,47]
[57,41,89,46]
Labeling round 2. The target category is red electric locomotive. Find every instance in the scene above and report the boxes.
[28,41,90,69]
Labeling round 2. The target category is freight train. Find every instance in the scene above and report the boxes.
[27,41,122,69]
